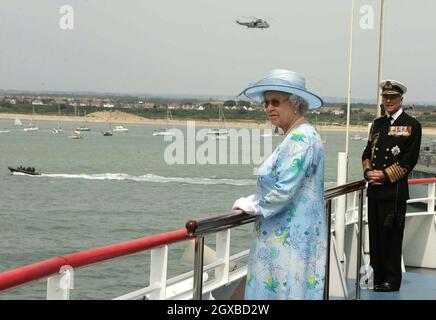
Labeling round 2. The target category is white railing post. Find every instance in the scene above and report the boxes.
[427,183,435,214]
[47,265,74,300]
[214,229,230,285]
[149,245,168,300]
[336,152,348,268]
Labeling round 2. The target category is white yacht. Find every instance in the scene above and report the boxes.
[14,118,23,127]
[351,134,362,140]
[207,106,228,138]
[68,130,83,139]
[152,108,175,136]
[24,125,39,132]
[24,106,39,132]
[113,125,129,133]
[52,104,63,134]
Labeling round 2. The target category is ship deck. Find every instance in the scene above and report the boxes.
[340,268,436,300]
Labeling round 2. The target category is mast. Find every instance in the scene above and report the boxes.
[345,0,356,156]
[57,104,61,129]
[375,0,386,117]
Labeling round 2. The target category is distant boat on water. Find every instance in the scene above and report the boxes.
[0,128,10,133]
[52,104,63,134]
[24,106,39,132]
[261,126,281,137]
[207,105,228,138]
[152,108,175,136]
[8,166,41,175]
[102,110,113,136]
[351,134,362,140]
[113,125,128,133]
[14,118,22,127]
[68,130,83,139]
[75,126,91,132]
[24,125,38,132]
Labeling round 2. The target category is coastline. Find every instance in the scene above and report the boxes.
[1,112,436,134]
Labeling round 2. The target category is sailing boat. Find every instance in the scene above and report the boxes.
[14,118,23,127]
[102,110,113,136]
[52,104,63,134]
[207,105,228,138]
[152,107,175,136]
[261,126,281,137]
[314,115,326,144]
[24,105,39,132]
[76,109,91,131]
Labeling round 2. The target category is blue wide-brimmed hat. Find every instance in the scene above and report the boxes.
[241,69,323,109]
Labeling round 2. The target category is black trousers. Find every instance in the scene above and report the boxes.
[367,198,406,287]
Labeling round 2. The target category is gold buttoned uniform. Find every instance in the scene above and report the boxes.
[362,107,422,290]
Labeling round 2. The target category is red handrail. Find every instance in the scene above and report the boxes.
[409,178,436,185]
[0,228,188,292]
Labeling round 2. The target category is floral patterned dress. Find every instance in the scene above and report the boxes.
[244,123,327,300]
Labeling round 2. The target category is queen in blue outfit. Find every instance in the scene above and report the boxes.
[232,69,327,300]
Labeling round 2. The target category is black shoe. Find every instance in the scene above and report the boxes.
[374,282,400,292]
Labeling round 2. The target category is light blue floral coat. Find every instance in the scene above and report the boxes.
[245,123,327,300]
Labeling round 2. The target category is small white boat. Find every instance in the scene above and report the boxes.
[52,127,63,134]
[351,134,362,140]
[152,128,175,136]
[0,128,10,133]
[52,104,63,134]
[76,126,91,132]
[14,118,23,127]
[153,108,175,136]
[113,125,128,133]
[207,128,229,136]
[69,130,83,139]
[24,125,39,132]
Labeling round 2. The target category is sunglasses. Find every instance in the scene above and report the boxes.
[263,97,289,108]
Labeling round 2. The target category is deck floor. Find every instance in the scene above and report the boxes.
[345,270,436,300]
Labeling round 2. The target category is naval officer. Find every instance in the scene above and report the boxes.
[362,79,422,292]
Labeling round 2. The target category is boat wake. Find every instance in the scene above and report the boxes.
[39,173,256,186]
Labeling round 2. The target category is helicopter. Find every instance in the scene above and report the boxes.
[235,17,270,29]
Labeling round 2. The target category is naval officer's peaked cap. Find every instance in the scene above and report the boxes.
[380,79,407,95]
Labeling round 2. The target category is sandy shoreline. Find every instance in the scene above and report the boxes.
[1,112,436,134]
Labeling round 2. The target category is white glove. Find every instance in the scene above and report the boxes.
[232,194,260,215]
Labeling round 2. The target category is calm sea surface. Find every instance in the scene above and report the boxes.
[0,118,433,299]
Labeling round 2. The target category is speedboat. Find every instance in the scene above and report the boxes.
[103,130,113,136]
[69,130,83,139]
[76,126,91,132]
[0,128,10,133]
[8,166,41,175]
[24,125,39,132]
[152,128,175,136]
[207,128,228,136]
[351,134,362,140]
[113,125,128,133]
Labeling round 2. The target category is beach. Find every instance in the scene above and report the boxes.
[1,111,435,134]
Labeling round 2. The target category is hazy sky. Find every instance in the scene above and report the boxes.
[1,0,436,102]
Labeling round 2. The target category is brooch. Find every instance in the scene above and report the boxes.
[391,145,401,156]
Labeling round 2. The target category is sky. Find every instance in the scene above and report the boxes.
[1,0,436,103]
